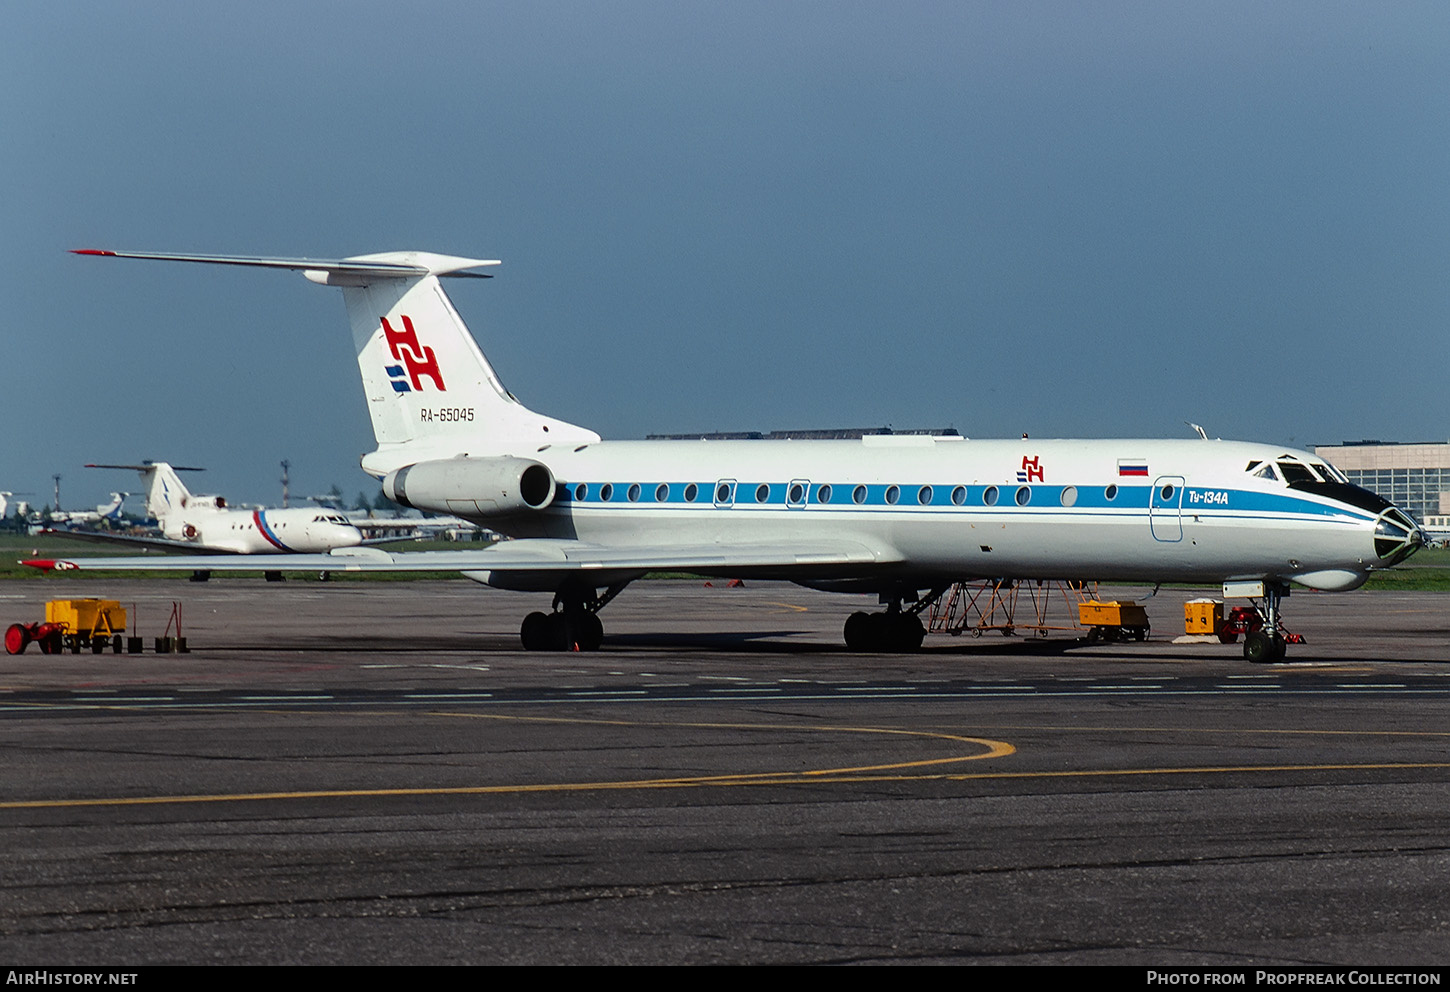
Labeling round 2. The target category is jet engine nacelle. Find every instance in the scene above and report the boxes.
[383,456,557,518]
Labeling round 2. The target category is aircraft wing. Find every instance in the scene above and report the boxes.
[23,538,902,576]
[37,528,241,555]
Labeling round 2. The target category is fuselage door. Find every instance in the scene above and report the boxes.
[1149,476,1185,542]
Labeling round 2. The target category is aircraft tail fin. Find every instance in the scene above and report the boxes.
[74,250,601,476]
[97,493,127,520]
[87,463,199,524]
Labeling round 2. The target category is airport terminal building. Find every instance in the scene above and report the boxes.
[1314,440,1450,533]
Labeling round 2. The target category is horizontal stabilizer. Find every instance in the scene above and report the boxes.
[87,463,205,472]
[72,249,499,279]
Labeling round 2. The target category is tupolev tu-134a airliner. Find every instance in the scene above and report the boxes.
[30,249,1425,662]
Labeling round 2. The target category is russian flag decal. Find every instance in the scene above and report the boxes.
[1117,459,1149,477]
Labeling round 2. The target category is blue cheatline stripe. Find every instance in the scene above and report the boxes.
[252,510,295,551]
[553,482,1375,523]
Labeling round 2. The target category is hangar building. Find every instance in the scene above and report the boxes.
[1314,440,1450,531]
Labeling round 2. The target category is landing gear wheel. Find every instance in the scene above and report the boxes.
[521,610,604,652]
[520,611,551,651]
[544,612,570,650]
[843,611,923,652]
[844,612,873,652]
[1243,630,1287,663]
[574,611,604,652]
[892,613,925,652]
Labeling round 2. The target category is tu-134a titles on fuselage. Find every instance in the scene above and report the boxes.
[34,248,1425,661]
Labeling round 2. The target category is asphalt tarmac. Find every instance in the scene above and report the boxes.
[2,578,1449,965]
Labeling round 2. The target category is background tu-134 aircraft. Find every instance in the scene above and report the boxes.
[31,248,1426,661]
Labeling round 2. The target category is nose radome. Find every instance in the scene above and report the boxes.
[1374,508,1423,566]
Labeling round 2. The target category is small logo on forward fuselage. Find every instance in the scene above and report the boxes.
[1017,455,1044,483]
[381,315,446,393]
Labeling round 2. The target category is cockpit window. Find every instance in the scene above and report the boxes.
[1310,462,1346,484]
[1276,461,1317,485]
[1251,462,1279,481]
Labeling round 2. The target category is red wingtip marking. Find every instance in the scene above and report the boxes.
[21,559,56,571]
[71,249,116,256]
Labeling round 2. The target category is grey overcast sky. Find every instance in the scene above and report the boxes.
[4,1,1448,510]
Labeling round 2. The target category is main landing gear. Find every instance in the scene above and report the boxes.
[1237,583,1304,663]
[519,581,628,652]
[843,586,946,653]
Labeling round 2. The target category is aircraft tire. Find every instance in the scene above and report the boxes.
[520,611,551,651]
[893,614,925,652]
[844,612,923,652]
[575,612,604,652]
[1243,630,1281,664]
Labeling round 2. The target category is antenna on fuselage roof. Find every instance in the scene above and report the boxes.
[1185,422,1210,440]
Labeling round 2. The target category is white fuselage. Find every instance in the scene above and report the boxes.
[160,505,365,554]
[460,436,1405,591]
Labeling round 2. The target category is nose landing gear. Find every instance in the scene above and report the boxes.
[1236,583,1304,663]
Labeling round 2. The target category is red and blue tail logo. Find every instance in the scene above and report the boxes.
[381,315,446,393]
